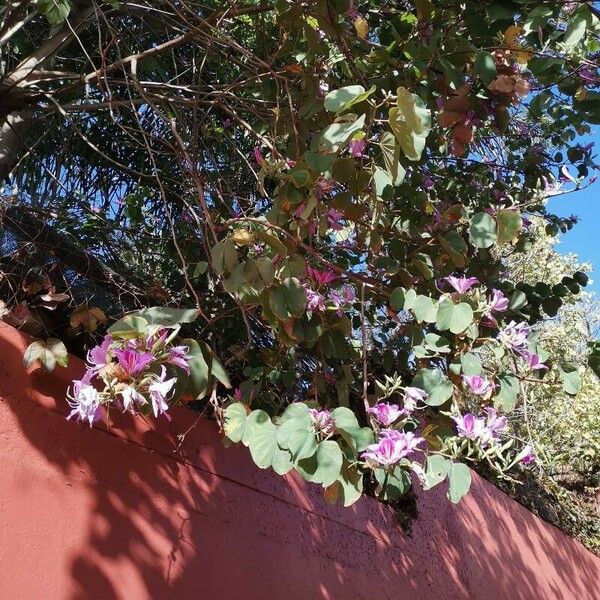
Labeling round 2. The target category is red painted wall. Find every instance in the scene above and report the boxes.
[0,323,598,600]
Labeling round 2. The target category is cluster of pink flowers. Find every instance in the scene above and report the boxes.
[362,430,424,467]
[498,320,547,370]
[452,408,507,447]
[367,388,428,426]
[67,328,191,427]
[303,267,355,315]
[308,408,335,437]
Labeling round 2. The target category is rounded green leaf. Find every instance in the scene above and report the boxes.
[223,403,248,443]
[268,277,307,320]
[271,446,294,475]
[311,441,344,487]
[447,462,471,503]
[426,380,454,406]
[324,85,366,113]
[248,419,278,469]
[469,212,497,249]
[413,295,438,323]
[450,303,474,334]
[496,209,522,245]
[475,52,497,85]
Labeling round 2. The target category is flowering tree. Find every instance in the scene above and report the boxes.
[2,1,600,509]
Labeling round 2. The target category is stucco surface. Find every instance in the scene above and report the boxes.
[0,323,598,600]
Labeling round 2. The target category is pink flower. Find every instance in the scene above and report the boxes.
[305,287,326,312]
[120,385,147,413]
[309,408,335,436]
[67,372,102,427]
[114,348,155,376]
[422,175,434,190]
[168,345,191,374]
[148,366,176,417]
[253,147,265,166]
[498,320,531,352]
[328,284,355,315]
[315,178,336,200]
[444,275,479,294]
[349,138,366,157]
[87,335,113,371]
[489,289,509,312]
[517,444,536,465]
[484,407,507,438]
[452,413,490,444]
[362,431,424,466]
[145,327,170,349]
[327,208,344,231]
[462,374,493,396]
[367,402,404,426]
[521,350,547,371]
[306,266,337,287]
[402,387,428,414]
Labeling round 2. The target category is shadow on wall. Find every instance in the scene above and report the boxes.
[0,323,598,600]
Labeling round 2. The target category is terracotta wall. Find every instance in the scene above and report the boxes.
[0,323,598,600]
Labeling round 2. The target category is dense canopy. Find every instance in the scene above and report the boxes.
[1,1,599,521]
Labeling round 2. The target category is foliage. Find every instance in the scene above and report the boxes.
[0,0,599,527]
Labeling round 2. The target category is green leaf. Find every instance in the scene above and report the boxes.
[268,277,307,320]
[427,380,454,406]
[389,87,431,161]
[447,462,471,503]
[211,240,238,275]
[508,290,528,311]
[324,85,375,113]
[495,372,519,411]
[181,339,211,398]
[450,303,474,334]
[37,0,71,24]
[423,455,450,490]
[305,151,335,173]
[563,7,591,51]
[413,295,438,323]
[412,368,453,405]
[319,114,366,151]
[210,352,232,389]
[224,403,248,443]
[248,420,278,469]
[379,132,406,185]
[242,410,278,468]
[374,467,411,500]
[328,464,363,507]
[107,315,149,339]
[390,287,406,311]
[436,300,473,334]
[496,209,522,245]
[424,333,451,353]
[469,212,497,248]
[373,167,394,199]
[560,363,582,396]
[311,441,344,487]
[136,306,200,327]
[475,52,496,85]
[412,367,442,391]
[460,352,482,376]
[287,428,318,461]
[331,406,360,430]
[280,402,311,422]
[271,446,294,475]
[23,338,69,372]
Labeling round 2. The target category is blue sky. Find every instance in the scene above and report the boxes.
[548,131,600,292]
